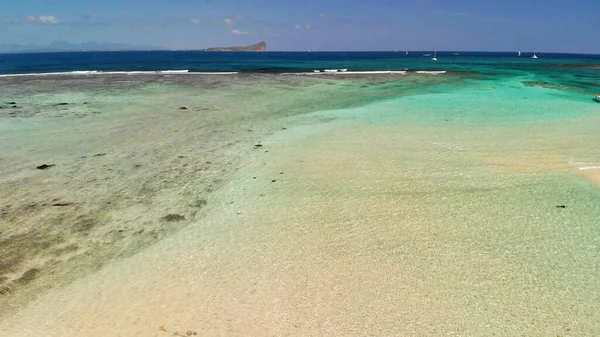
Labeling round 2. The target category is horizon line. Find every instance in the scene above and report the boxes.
[1,49,599,55]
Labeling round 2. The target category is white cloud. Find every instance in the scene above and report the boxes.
[26,15,60,24]
[295,24,301,29]
[39,15,59,24]
[305,24,311,29]
[224,18,235,27]
[318,13,325,17]
[187,19,200,24]
[295,24,311,30]
[231,29,248,35]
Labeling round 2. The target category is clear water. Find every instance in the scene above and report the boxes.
[1,52,600,336]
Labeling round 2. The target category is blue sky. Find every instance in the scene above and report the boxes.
[1,0,599,53]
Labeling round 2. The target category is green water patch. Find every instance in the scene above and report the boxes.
[521,67,600,96]
[304,75,599,126]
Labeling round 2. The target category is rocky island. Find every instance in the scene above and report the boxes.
[205,41,267,52]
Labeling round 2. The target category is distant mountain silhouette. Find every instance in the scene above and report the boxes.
[206,41,267,52]
[0,41,162,53]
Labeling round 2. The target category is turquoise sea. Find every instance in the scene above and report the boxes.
[0,51,599,336]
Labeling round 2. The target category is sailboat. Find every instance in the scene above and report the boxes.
[432,50,437,61]
[405,51,408,55]
[518,51,521,56]
[532,53,538,59]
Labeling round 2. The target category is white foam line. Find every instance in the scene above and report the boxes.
[70,71,101,74]
[416,71,447,74]
[0,70,238,77]
[159,70,189,73]
[579,166,600,170]
[1,70,448,77]
[282,70,408,75]
[188,72,239,75]
[336,71,407,75]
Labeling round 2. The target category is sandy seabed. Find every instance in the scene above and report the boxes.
[1,73,600,336]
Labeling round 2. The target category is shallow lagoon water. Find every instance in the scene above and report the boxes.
[1,55,600,336]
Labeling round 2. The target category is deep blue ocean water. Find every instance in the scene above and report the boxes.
[0,51,598,73]
[1,51,599,93]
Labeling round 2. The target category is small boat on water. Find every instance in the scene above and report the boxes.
[432,50,437,61]
[532,53,538,59]
[518,51,521,56]
[595,94,600,102]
